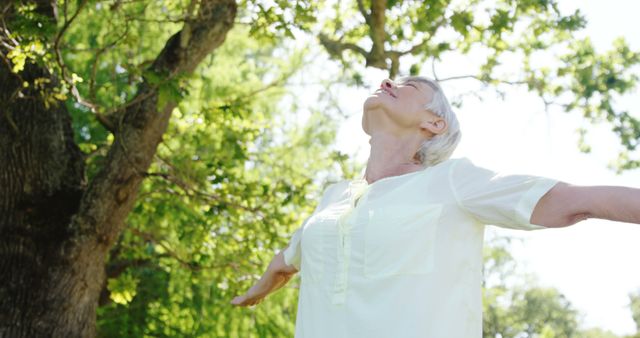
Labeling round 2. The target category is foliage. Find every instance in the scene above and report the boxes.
[482,236,638,338]
[315,0,640,173]
[580,328,628,338]
[629,289,640,337]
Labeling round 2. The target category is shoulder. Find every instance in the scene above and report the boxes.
[449,156,472,166]
[444,156,497,188]
[318,179,349,203]
[447,156,501,183]
[322,178,350,190]
[430,156,471,175]
[447,156,485,172]
[329,179,350,196]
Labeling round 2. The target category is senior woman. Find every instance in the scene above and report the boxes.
[230,76,640,337]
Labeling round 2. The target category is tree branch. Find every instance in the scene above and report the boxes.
[318,33,368,60]
[367,0,387,68]
[128,228,234,272]
[437,74,526,86]
[144,153,266,216]
[389,51,400,79]
[88,20,131,105]
[318,0,389,71]
[69,0,237,260]
[50,0,118,132]
[356,0,370,25]
[319,1,453,77]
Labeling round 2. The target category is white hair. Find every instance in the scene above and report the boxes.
[396,75,462,168]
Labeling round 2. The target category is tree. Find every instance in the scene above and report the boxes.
[574,328,621,338]
[627,288,640,338]
[483,236,579,337]
[481,236,640,338]
[1,0,237,336]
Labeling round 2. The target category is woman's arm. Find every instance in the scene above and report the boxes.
[573,184,640,224]
[230,249,298,307]
[530,182,640,228]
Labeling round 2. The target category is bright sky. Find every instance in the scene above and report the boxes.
[287,0,640,335]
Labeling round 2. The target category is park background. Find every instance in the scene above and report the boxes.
[1,0,640,337]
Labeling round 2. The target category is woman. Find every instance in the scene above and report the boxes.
[230,76,635,337]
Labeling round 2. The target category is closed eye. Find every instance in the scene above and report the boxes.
[403,82,419,90]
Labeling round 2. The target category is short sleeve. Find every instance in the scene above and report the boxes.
[282,181,342,270]
[448,157,560,231]
[282,219,307,271]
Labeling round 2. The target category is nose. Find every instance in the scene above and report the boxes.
[380,79,395,89]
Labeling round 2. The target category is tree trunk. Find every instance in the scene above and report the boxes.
[0,1,237,336]
[0,59,92,337]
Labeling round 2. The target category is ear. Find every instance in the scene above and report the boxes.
[420,117,447,138]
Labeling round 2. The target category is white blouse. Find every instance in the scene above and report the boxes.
[282,156,560,338]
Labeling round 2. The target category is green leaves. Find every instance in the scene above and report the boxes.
[10,2,57,38]
[489,9,512,35]
[142,69,192,111]
[450,11,474,38]
[555,9,587,31]
[107,271,140,306]
[244,1,319,41]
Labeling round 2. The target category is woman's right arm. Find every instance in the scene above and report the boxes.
[230,249,298,307]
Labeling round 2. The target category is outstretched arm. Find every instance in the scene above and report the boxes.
[530,182,640,228]
[230,249,298,307]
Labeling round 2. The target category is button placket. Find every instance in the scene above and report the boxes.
[332,212,351,304]
[331,179,367,305]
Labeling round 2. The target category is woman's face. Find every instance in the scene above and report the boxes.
[362,78,446,139]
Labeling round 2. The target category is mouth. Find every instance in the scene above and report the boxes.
[376,88,396,98]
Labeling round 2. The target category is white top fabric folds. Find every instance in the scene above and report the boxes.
[282,156,560,338]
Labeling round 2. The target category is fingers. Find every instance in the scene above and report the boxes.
[230,295,245,306]
[230,294,265,307]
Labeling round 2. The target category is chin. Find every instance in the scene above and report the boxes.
[363,95,383,111]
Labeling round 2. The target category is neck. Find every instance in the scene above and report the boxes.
[364,132,424,184]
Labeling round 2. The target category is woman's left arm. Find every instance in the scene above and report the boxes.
[531,182,640,228]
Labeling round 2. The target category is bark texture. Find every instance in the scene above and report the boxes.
[0,1,237,336]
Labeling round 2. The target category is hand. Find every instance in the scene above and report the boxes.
[229,256,296,307]
[230,284,268,307]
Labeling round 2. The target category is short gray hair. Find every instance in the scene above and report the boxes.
[396,76,462,168]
